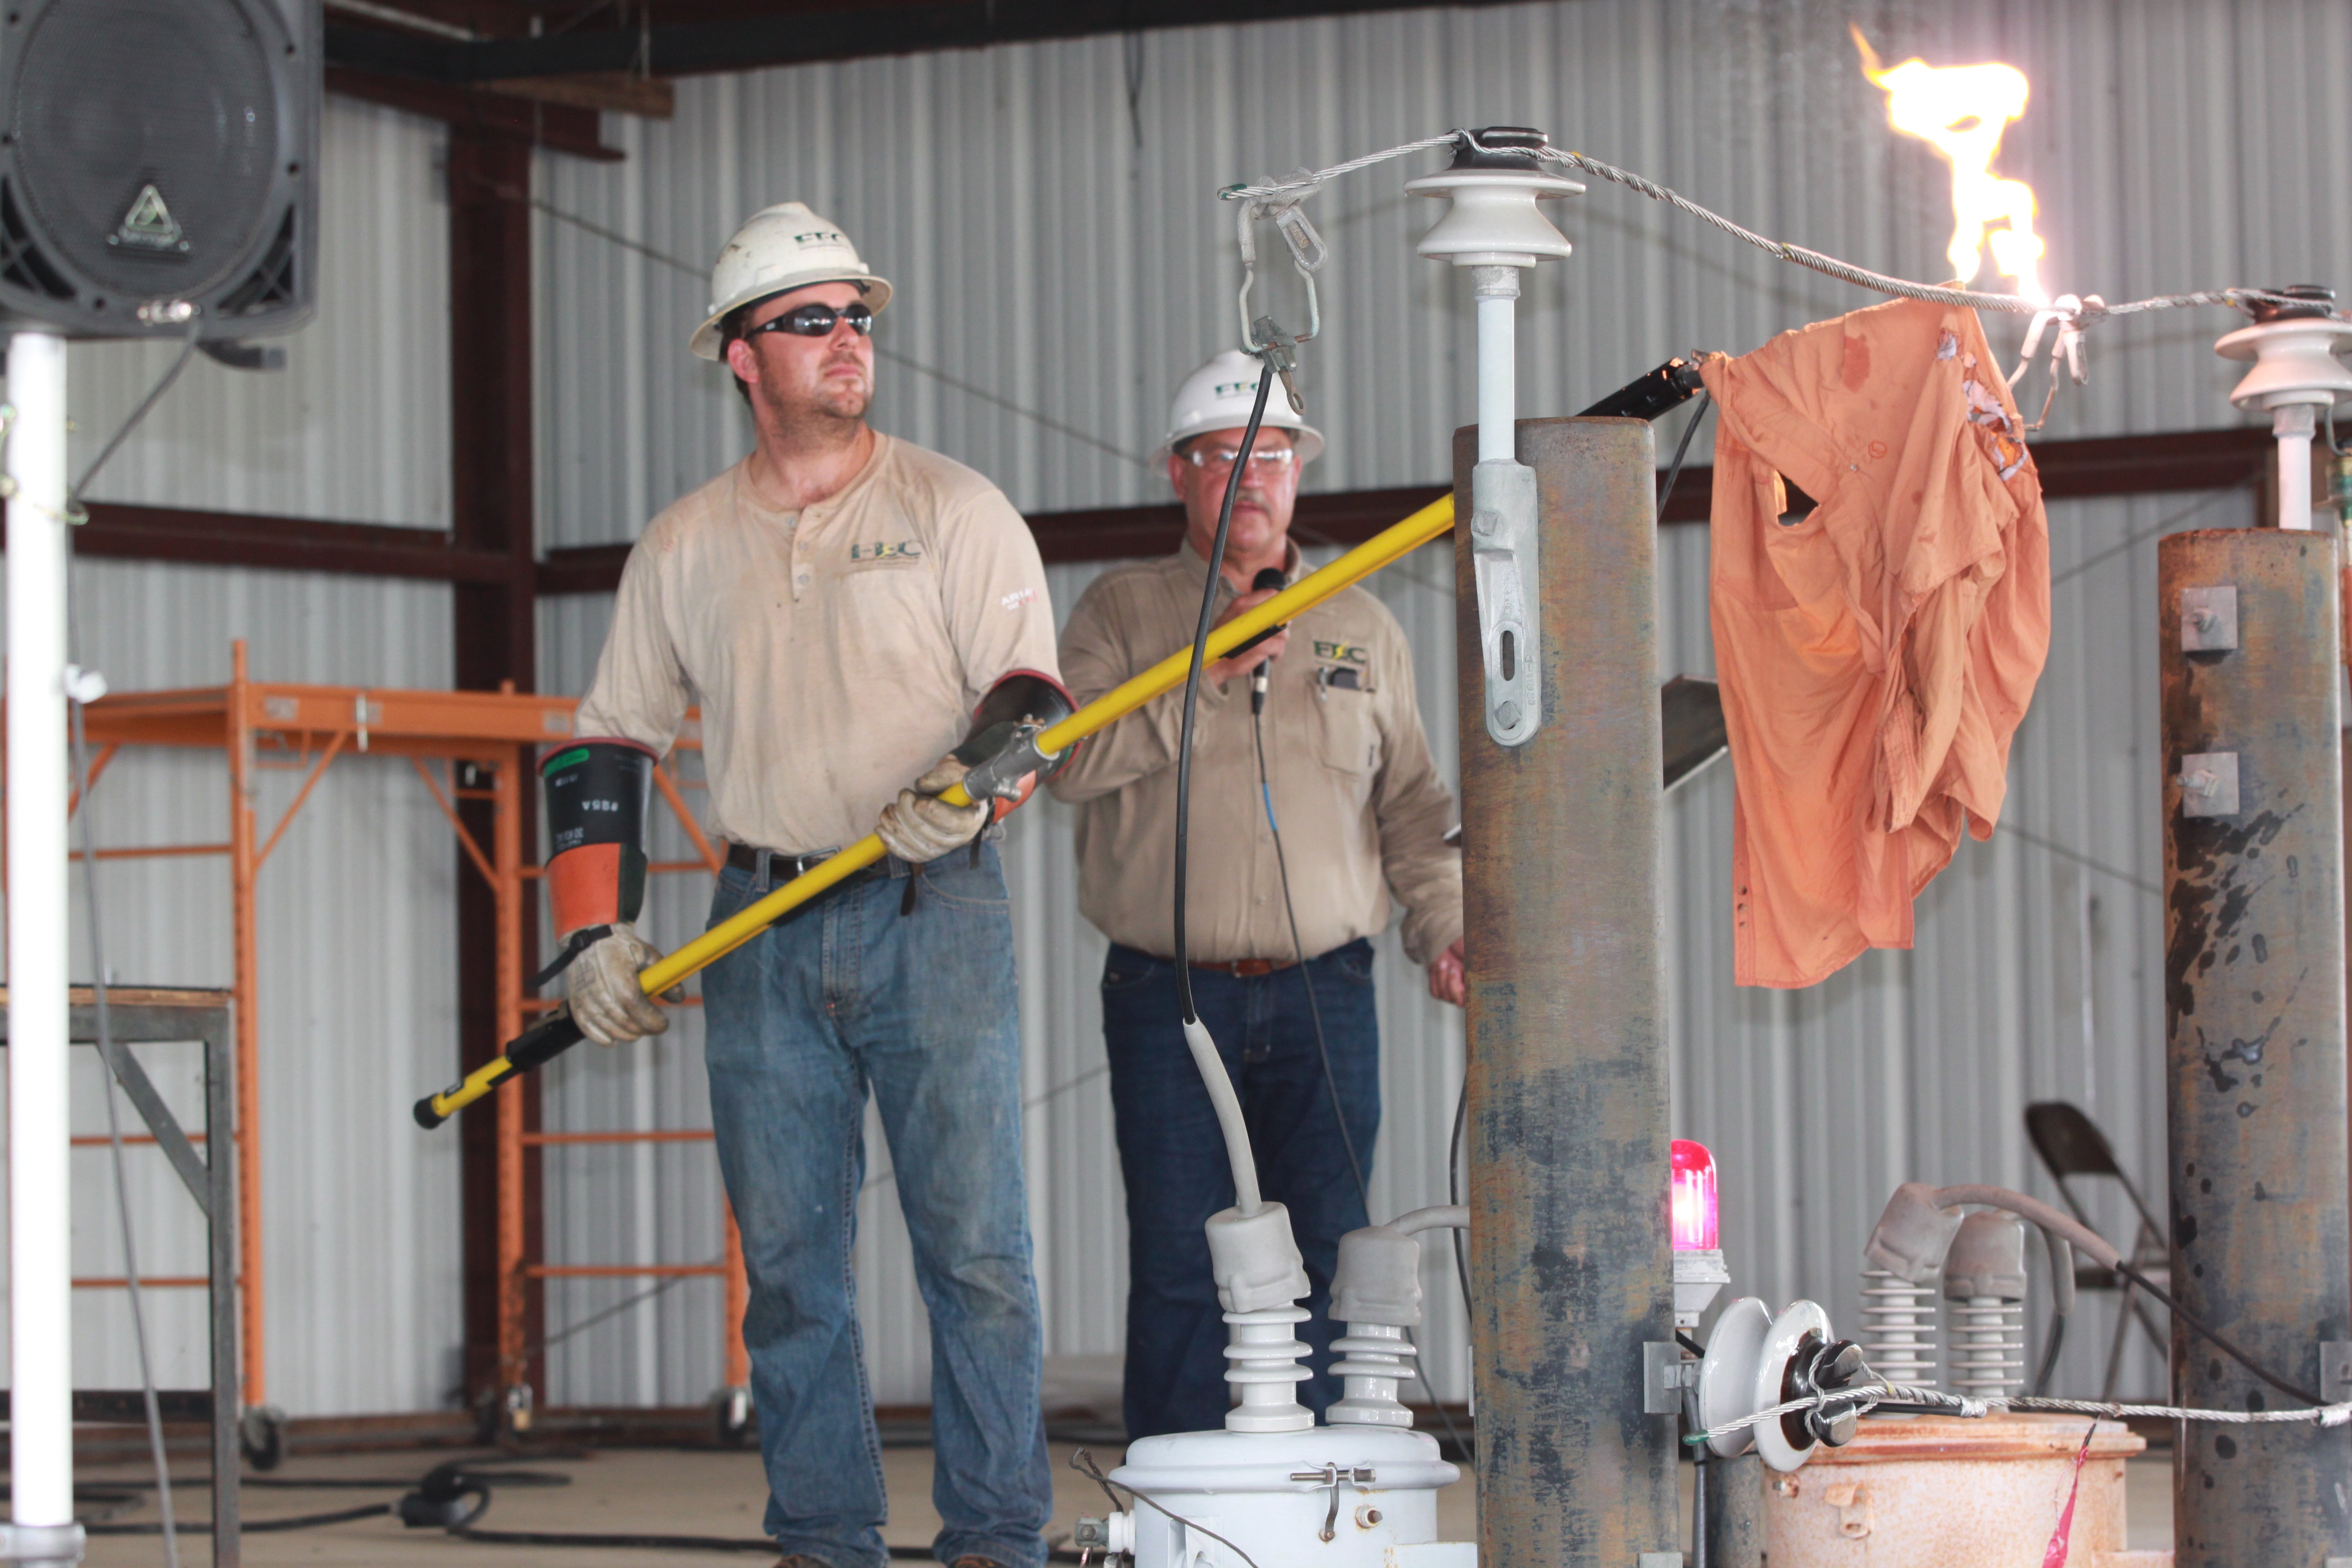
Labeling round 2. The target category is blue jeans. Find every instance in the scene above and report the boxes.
[1099,939,1381,1439]
[702,844,1051,1568]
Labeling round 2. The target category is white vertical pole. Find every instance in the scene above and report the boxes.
[2275,405,2316,531]
[1473,266,1519,463]
[7,329,73,1543]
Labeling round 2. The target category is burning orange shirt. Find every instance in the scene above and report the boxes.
[1701,297,2050,989]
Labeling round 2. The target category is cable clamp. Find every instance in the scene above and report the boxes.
[0,1521,86,1565]
[959,722,1063,802]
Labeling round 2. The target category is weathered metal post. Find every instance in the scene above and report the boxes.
[1704,1453,1764,1567]
[1457,417,1675,1568]
[2160,527,2352,1567]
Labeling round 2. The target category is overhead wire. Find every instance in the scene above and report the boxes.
[1225,128,2318,327]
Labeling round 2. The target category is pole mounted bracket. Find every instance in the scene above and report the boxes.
[2322,1341,2352,1403]
[1642,1340,1699,1414]
[1471,459,1540,745]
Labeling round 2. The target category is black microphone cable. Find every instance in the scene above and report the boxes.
[1244,565,1286,715]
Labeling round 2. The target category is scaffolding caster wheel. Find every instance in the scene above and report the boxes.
[239,1405,286,1471]
[712,1385,754,1448]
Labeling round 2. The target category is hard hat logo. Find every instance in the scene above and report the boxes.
[1156,349,1325,467]
[690,201,894,361]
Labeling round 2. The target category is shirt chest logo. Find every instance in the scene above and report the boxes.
[1314,639,1369,665]
[848,540,924,562]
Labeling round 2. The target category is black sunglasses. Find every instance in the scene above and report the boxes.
[744,301,875,340]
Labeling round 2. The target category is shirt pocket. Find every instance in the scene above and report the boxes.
[1312,680,1381,778]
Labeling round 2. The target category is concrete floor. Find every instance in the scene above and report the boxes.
[78,1443,2169,1566]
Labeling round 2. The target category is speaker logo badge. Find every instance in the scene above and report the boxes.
[110,184,189,254]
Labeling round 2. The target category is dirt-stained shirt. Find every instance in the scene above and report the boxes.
[1703,296,2050,989]
[574,435,1061,854]
[1050,541,1463,966]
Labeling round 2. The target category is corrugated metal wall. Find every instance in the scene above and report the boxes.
[532,0,2347,1411]
[4,94,465,1415]
[20,0,2344,1420]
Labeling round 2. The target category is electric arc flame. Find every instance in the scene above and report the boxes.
[1853,25,2049,306]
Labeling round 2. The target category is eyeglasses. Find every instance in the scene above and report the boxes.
[744,301,875,340]
[1179,444,1297,471]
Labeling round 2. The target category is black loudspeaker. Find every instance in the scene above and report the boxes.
[0,0,318,340]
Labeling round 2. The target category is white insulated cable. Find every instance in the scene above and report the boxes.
[1391,1205,1469,1234]
[1181,1017,1264,1215]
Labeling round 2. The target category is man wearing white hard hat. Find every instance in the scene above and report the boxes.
[552,201,1063,1568]
[1050,349,1465,1438]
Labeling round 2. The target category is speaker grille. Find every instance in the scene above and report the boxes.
[13,0,281,303]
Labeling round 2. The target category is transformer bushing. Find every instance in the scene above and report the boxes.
[2159,526,2352,1566]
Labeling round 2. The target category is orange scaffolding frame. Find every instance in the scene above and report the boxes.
[73,639,748,1416]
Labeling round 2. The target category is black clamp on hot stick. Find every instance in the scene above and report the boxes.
[413,1010,589,1129]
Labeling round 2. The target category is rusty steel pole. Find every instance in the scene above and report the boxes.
[1457,417,1676,1568]
[2160,527,2352,1567]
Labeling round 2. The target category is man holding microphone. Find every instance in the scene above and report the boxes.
[1050,350,1465,1439]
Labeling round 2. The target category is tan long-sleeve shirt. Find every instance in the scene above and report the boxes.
[1051,542,1463,966]
[574,436,1061,853]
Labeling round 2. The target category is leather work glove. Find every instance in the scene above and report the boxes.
[567,923,672,1046]
[876,754,990,864]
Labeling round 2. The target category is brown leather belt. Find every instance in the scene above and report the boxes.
[1183,956,1296,978]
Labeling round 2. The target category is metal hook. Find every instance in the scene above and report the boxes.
[1234,175,1323,358]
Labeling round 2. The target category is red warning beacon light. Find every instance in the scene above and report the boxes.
[1670,1138,1719,1253]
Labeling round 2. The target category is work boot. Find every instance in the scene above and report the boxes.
[948,1558,1009,1568]
[774,1557,835,1568]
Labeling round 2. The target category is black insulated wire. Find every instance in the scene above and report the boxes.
[1654,390,1711,519]
[2113,1261,2320,1406]
[72,311,204,506]
[1171,360,1274,1025]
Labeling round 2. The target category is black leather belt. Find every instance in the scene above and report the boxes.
[726,842,848,882]
[727,842,932,917]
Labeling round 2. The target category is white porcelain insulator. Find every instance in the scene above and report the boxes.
[1327,1320,1416,1427]
[1858,1269,1938,1390]
[1224,1304,1315,1432]
[1947,1294,2026,1399]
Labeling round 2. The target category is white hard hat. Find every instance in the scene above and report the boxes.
[688,201,893,360]
[1154,349,1324,466]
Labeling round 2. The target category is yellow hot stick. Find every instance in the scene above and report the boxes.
[417,493,1455,1127]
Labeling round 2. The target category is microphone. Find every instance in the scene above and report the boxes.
[1244,566,1286,716]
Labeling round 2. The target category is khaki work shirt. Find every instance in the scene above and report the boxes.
[574,435,1061,854]
[1051,542,1463,966]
